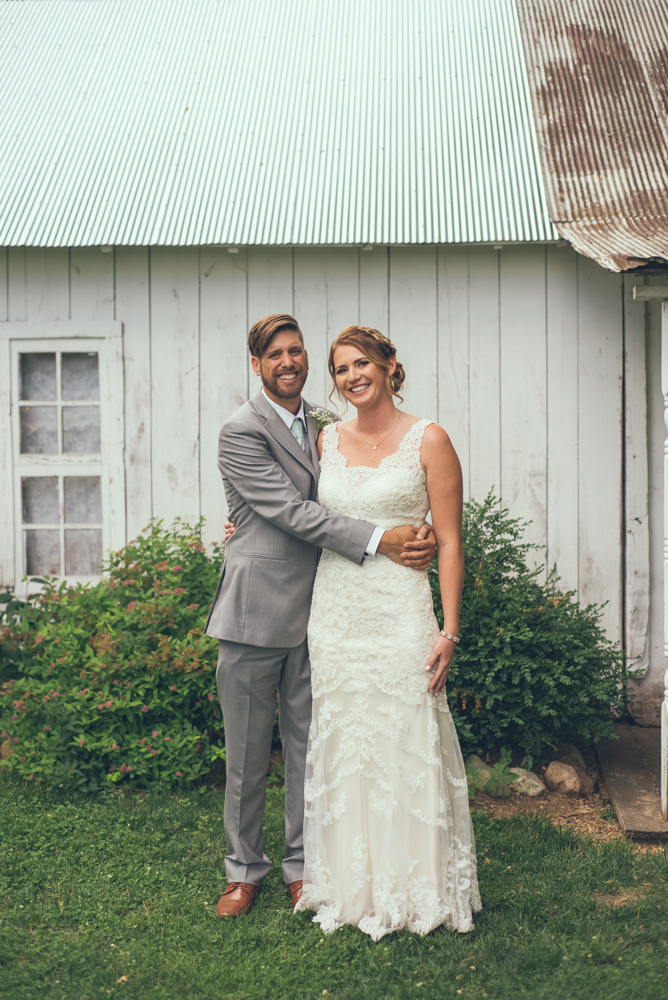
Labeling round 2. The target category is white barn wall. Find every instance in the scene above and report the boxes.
[25,248,69,322]
[467,249,501,504]
[115,247,152,540]
[437,248,470,501]
[388,247,439,423]
[0,244,641,656]
[0,249,6,321]
[642,279,668,723]
[546,247,579,591]
[149,248,201,527]
[500,247,547,556]
[7,248,25,321]
[577,258,624,636]
[359,249,390,333]
[623,275,650,681]
[70,248,114,321]
[199,248,249,549]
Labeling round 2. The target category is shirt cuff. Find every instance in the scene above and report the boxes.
[365,526,385,558]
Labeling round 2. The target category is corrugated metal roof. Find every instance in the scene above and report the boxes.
[517,0,668,272]
[0,0,557,247]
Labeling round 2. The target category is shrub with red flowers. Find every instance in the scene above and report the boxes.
[0,520,226,791]
[1,500,630,788]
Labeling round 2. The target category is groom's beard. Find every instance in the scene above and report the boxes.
[261,364,308,402]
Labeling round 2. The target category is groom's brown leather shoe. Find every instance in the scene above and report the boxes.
[287,879,303,910]
[216,882,260,918]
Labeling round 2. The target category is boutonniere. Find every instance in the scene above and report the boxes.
[309,407,334,437]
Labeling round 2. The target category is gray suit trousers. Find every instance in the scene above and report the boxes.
[216,638,311,885]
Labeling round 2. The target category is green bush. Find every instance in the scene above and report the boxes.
[1,496,630,790]
[431,493,630,765]
[0,521,225,791]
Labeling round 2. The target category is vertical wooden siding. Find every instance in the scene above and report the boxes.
[0,244,635,645]
[639,280,668,719]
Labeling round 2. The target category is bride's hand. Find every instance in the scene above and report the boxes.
[425,635,456,695]
[224,520,236,542]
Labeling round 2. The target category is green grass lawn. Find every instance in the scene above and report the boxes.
[1,776,667,1000]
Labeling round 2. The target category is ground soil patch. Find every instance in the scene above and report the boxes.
[470,788,665,853]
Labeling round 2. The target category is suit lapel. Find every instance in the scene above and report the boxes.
[303,401,321,486]
[251,392,318,479]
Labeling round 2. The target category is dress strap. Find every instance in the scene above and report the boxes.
[318,422,340,466]
[411,418,432,444]
[404,418,432,453]
[394,418,432,473]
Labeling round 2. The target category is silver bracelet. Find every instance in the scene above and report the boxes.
[440,630,460,643]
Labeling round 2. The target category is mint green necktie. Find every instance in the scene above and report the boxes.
[290,417,305,449]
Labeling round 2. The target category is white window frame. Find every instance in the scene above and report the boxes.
[0,322,125,595]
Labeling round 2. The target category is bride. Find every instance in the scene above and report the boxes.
[297,325,480,939]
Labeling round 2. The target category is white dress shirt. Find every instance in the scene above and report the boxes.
[261,388,383,557]
[262,387,306,432]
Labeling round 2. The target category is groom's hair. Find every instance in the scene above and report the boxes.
[248,314,303,359]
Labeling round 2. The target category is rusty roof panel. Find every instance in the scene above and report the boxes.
[516,0,668,271]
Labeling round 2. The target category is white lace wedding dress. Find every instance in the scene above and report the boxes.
[297,419,481,940]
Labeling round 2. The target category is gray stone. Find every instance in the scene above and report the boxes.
[509,767,545,797]
[465,754,492,787]
[548,744,598,795]
[578,769,597,796]
[555,743,588,773]
[465,754,485,768]
[544,760,581,796]
[465,753,511,798]
[486,780,512,799]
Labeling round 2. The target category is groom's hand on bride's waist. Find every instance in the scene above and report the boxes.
[377,524,436,570]
[223,519,436,569]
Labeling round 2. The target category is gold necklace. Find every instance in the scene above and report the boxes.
[356,413,400,450]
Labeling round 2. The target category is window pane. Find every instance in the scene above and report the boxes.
[25,529,60,575]
[20,353,56,400]
[62,406,100,453]
[20,406,57,453]
[22,477,59,523]
[64,477,102,523]
[62,353,99,400]
[65,529,102,575]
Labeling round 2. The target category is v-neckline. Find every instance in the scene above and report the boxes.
[333,418,424,470]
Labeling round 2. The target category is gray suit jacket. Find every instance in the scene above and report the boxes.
[205,391,376,647]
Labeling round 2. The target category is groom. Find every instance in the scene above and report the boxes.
[205,313,436,918]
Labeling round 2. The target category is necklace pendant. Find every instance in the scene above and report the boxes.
[372,445,377,450]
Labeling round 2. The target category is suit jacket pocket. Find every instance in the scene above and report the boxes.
[251,520,286,558]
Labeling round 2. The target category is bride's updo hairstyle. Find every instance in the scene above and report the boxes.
[328,326,406,405]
